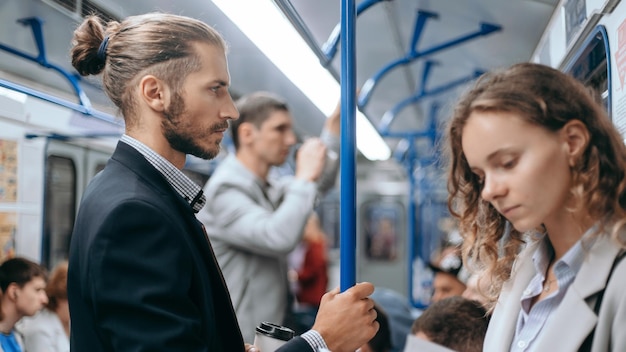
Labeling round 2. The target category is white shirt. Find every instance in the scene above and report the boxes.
[18,309,69,352]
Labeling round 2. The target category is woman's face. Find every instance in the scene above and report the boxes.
[14,276,48,317]
[461,110,574,232]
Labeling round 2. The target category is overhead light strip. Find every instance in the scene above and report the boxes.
[212,0,391,160]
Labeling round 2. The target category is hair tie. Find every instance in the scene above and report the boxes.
[97,36,110,61]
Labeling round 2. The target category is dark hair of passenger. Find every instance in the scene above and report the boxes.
[445,62,626,306]
[70,13,227,128]
[368,303,393,352]
[231,91,289,150]
[45,261,68,311]
[0,257,47,294]
[411,296,489,352]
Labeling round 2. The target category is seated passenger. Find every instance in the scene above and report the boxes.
[410,296,489,352]
[358,304,392,352]
[19,261,69,352]
[0,257,48,352]
[370,287,419,352]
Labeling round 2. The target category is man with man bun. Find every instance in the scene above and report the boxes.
[68,12,378,352]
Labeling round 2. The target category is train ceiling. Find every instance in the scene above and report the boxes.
[0,0,559,160]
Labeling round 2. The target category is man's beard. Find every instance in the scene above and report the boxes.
[161,92,223,160]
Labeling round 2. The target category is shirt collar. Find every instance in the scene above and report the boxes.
[120,134,206,213]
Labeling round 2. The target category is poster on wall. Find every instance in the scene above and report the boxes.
[0,213,16,261]
[612,17,626,135]
[0,140,17,202]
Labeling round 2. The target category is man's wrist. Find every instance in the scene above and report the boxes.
[301,329,328,351]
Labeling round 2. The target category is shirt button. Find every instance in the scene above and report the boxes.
[523,289,531,295]
[518,340,527,348]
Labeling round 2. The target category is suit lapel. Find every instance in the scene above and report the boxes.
[484,242,538,351]
[534,235,620,350]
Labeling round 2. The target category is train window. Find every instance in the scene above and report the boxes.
[565,27,610,115]
[43,155,76,270]
[361,199,403,262]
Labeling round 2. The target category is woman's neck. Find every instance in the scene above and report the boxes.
[544,212,594,259]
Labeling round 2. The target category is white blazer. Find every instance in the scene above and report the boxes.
[484,234,626,351]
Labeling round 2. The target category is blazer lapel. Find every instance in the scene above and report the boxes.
[484,242,539,351]
[534,235,620,350]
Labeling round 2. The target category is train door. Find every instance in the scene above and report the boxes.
[42,140,110,270]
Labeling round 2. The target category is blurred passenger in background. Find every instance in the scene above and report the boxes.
[409,296,489,352]
[287,212,329,334]
[370,287,418,352]
[428,245,468,303]
[19,261,69,352]
[461,272,492,307]
[198,91,340,342]
[447,62,626,351]
[0,257,48,352]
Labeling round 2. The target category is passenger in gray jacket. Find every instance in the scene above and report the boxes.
[198,91,340,343]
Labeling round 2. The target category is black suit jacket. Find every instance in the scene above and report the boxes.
[68,142,313,352]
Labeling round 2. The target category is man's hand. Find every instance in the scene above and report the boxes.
[311,282,380,352]
[295,138,327,182]
[324,99,341,136]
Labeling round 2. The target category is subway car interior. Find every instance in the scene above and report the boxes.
[0,0,624,349]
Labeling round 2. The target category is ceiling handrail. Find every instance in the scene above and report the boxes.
[379,66,484,132]
[0,16,123,132]
[321,0,391,65]
[357,9,500,109]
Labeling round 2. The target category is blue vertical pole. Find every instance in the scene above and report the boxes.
[340,0,357,291]
[406,140,418,306]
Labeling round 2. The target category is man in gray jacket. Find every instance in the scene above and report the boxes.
[198,91,339,343]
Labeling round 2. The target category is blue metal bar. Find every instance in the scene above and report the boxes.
[427,102,440,147]
[379,69,483,132]
[339,0,357,292]
[408,10,438,56]
[405,137,418,307]
[0,17,94,111]
[358,9,501,108]
[321,0,390,65]
[418,60,437,95]
[391,102,441,308]
[0,79,123,127]
[392,138,410,161]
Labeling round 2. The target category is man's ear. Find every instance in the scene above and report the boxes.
[6,283,18,300]
[237,122,257,145]
[561,119,590,166]
[139,75,170,112]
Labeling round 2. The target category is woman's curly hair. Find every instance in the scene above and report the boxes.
[445,63,626,309]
